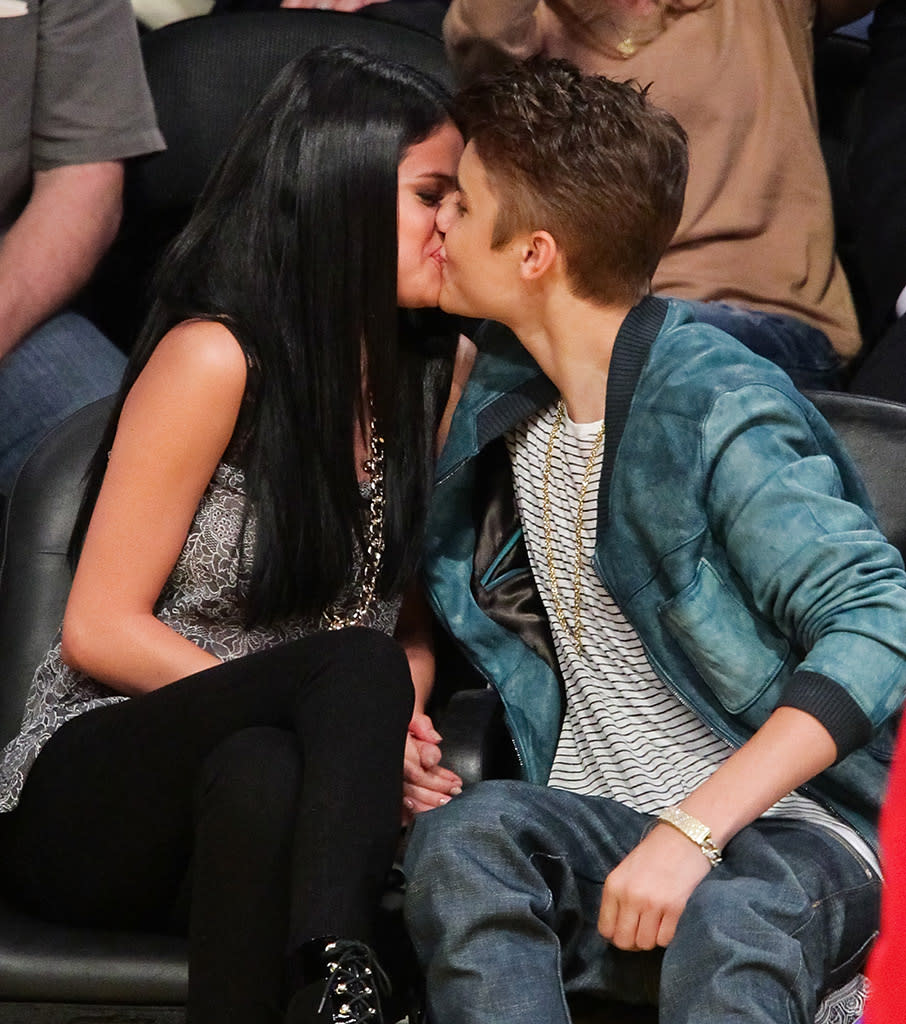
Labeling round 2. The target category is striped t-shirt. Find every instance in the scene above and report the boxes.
[506,401,878,871]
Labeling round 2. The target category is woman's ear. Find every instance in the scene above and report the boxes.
[518,229,558,282]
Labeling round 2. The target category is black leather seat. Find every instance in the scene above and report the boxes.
[0,396,188,1022]
[814,30,870,323]
[808,389,906,555]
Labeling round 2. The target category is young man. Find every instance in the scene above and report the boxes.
[403,60,906,1023]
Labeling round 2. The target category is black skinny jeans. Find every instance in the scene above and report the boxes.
[1,627,413,1024]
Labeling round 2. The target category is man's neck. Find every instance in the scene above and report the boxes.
[507,293,633,423]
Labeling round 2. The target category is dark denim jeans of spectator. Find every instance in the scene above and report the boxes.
[681,299,844,391]
[0,310,125,496]
[404,780,880,1024]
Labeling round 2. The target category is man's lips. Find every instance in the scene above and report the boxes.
[430,245,447,268]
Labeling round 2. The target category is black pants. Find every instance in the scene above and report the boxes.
[1,627,413,1023]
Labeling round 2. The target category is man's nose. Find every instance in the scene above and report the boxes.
[436,193,456,234]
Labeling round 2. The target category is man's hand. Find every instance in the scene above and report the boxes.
[403,711,463,824]
[597,823,712,950]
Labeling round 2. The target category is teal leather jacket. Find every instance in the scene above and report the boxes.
[424,298,906,849]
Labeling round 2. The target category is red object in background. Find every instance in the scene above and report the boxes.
[863,718,906,1023]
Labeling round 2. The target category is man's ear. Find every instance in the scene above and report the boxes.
[518,230,558,282]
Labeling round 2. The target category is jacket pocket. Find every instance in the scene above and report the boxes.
[659,558,791,713]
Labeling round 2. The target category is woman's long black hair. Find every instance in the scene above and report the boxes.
[72,46,456,626]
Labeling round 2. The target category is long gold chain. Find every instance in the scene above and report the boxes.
[541,400,606,655]
[321,414,385,631]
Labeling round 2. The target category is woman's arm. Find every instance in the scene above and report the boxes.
[394,334,479,818]
[61,320,248,695]
[395,582,437,716]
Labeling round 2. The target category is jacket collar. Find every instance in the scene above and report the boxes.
[438,296,669,489]
[599,295,669,528]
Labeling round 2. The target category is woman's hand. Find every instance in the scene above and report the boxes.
[280,0,389,11]
[597,823,711,951]
[402,711,462,824]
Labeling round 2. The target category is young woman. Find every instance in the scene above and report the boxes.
[0,47,464,1024]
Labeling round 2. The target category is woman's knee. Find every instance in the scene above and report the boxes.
[300,627,414,717]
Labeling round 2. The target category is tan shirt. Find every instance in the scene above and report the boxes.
[444,0,860,356]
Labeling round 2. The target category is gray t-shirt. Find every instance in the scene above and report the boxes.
[0,0,165,231]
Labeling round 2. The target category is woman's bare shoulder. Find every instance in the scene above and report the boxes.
[149,319,249,397]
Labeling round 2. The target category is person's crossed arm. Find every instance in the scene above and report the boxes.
[0,161,122,363]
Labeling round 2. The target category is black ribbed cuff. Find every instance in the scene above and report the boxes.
[779,670,873,761]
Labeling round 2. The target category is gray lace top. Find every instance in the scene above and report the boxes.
[0,461,401,814]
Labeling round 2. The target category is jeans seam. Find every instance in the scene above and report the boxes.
[528,851,563,913]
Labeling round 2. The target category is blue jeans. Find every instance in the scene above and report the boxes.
[0,311,125,496]
[404,780,880,1024]
[682,300,844,391]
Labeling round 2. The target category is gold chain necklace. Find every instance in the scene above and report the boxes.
[541,400,606,655]
[321,413,385,631]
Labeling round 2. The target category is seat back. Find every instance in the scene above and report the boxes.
[80,9,453,348]
[808,390,906,559]
[0,397,113,744]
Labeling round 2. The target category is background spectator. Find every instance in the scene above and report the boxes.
[0,0,164,497]
[847,0,906,401]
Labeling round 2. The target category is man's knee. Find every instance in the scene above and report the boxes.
[405,779,535,885]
